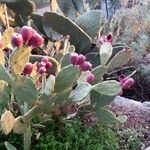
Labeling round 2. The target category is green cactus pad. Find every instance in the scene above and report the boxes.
[92,80,121,96]
[96,108,117,124]
[75,10,102,39]
[90,90,116,109]
[91,65,108,85]
[44,75,55,95]
[56,0,76,21]
[10,46,32,75]
[12,76,38,105]
[0,64,13,84]
[107,48,133,69]
[0,82,10,114]
[54,64,80,93]
[4,0,35,16]
[60,52,71,68]
[71,0,85,14]
[100,42,113,66]
[31,14,46,36]
[43,12,92,54]
[69,82,91,102]
[4,142,17,150]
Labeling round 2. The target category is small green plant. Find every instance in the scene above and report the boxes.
[117,128,141,150]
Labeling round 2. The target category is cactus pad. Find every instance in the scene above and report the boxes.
[10,46,32,75]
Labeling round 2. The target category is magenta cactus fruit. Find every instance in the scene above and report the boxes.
[11,33,23,47]
[106,34,113,43]
[70,52,79,65]
[41,57,53,69]
[99,33,113,44]
[80,61,92,71]
[77,54,86,65]
[41,57,49,64]
[45,61,53,69]
[23,63,33,76]
[37,62,46,68]
[122,78,135,89]
[21,26,34,44]
[38,66,46,74]
[28,32,44,48]
[86,73,95,83]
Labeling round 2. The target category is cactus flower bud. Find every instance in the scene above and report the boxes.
[38,66,46,74]
[11,33,23,47]
[70,52,79,65]
[21,26,34,44]
[28,32,44,48]
[77,54,86,65]
[86,73,95,83]
[23,63,33,76]
[122,78,135,89]
[80,61,92,71]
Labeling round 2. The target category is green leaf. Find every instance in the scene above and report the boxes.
[96,108,117,124]
[12,76,38,104]
[5,142,17,150]
[75,10,102,38]
[100,43,113,65]
[43,12,92,53]
[107,48,133,69]
[91,65,108,85]
[56,0,76,21]
[54,65,80,92]
[69,82,91,102]
[0,82,10,114]
[0,65,13,84]
[92,80,122,96]
[90,90,116,108]
[71,0,85,14]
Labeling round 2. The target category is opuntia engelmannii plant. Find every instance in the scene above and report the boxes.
[0,24,135,150]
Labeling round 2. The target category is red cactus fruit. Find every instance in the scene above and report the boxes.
[122,78,135,89]
[80,61,92,71]
[28,32,44,48]
[38,66,46,74]
[11,33,23,47]
[21,26,34,44]
[23,63,33,76]
[70,52,79,65]
[86,73,95,83]
[77,54,86,65]
[45,61,53,69]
